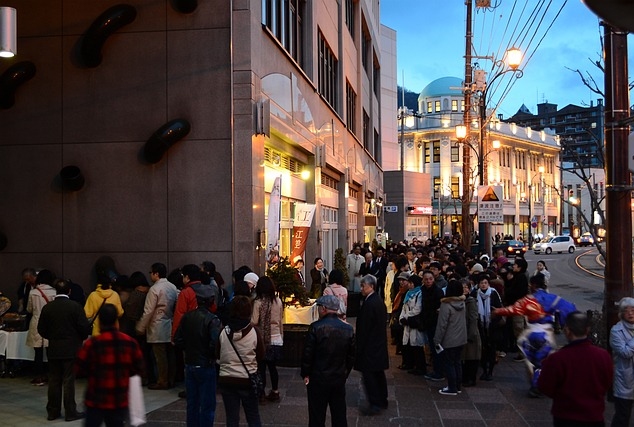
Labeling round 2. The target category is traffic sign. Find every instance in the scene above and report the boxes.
[384,205,398,213]
[477,185,503,223]
[531,222,538,229]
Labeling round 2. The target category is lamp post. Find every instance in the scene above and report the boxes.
[398,107,423,171]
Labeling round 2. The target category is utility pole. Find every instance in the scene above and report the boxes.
[603,23,632,336]
[461,0,473,250]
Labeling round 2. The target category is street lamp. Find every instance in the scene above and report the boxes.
[528,165,545,248]
[398,107,423,171]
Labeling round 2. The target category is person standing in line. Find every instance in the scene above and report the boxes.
[301,295,355,427]
[173,285,222,427]
[538,311,612,427]
[251,276,284,403]
[359,252,380,279]
[346,246,363,292]
[472,274,503,382]
[398,274,425,375]
[374,247,389,299]
[218,296,264,427]
[609,297,634,427]
[434,279,467,396]
[322,269,348,320]
[420,270,445,382]
[136,262,179,390]
[38,279,91,421]
[85,275,124,337]
[355,274,389,416]
[309,258,329,299]
[18,267,38,314]
[461,279,481,388]
[26,269,57,386]
[75,304,144,427]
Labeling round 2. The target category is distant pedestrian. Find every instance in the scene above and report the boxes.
[398,274,425,375]
[471,274,503,382]
[301,295,355,427]
[355,275,389,415]
[609,297,634,427]
[538,311,612,427]
[26,269,57,386]
[461,279,481,387]
[38,279,91,421]
[75,304,144,427]
[322,269,348,320]
[173,284,222,426]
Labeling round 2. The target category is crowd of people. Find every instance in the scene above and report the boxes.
[4,235,634,426]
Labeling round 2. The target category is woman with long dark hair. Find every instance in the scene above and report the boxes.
[471,274,503,381]
[251,276,284,403]
[309,258,328,298]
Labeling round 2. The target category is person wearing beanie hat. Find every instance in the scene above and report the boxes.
[243,273,259,290]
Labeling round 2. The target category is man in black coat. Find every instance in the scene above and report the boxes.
[38,279,91,422]
[301,295,355,427]
[354,274,389,415]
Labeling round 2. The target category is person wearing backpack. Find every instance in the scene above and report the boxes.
[492,272,576,398]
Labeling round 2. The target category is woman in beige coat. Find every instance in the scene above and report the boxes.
[251,276,284,402]
[26,269,57,385]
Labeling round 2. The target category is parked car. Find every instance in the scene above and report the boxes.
[577,232,594,247]
[493,240,528,256]
[533,235,576,254]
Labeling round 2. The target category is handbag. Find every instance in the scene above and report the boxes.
[225,328,263,397]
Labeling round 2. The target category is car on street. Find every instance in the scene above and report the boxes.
[493,240,528,256]
[533,235,576,254]
[577,232,594,247]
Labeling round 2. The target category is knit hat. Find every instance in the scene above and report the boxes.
[397,272,411,281]
[243,272,259,287]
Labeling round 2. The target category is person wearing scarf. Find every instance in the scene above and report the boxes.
[398,275,426,375]
[471,273,503,382]
[610,297,634,426]
[251,276,284,403]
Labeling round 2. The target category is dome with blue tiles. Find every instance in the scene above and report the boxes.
[419,77,463,99]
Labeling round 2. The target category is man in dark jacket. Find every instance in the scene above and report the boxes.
[355,274,389,415]
[38,279,91,421]
[174,287,222,426]
[301,295,355,427]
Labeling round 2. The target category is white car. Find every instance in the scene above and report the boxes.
[533,235,576,254]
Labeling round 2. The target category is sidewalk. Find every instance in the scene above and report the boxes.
[144,330,615,427]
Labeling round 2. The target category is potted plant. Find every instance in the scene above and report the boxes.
[266,256,310,307]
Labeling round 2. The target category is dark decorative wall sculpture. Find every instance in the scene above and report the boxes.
[143,119,191,164]
[0,61,36,109]
[78,4,137,68]
[59,165,86,192]
[171,0,198,14]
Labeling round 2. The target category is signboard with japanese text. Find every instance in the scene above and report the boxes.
[477,185,503,223]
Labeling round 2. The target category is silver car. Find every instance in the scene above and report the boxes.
[533,235,576,254]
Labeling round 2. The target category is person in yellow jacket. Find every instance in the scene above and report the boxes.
[84,275,124,336]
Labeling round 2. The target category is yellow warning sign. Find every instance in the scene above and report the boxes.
[481,186,500,201]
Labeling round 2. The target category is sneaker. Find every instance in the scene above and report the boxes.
[32,377,47,386]
[438,387,458,396]
[498,351,507,358]
[424,373,445,382]
[266,390,280,402]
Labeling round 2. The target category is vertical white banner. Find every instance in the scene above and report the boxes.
[266,176,282,260]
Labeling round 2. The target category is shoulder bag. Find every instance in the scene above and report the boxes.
[225,327,263,397]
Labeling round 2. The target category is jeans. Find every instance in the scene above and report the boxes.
[185,364,217,427]
[85,407,127,427]
[442,346,463,392]
[221,387,261,427]
[47,359,78,417]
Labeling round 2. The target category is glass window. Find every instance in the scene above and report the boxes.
[318,31,338,111]
[433,176,440,199]
[346,81,356,134]
[451,176,460,198]
[344,0,354,37]
[434,100,441,112]
[424,142,431,164]
[451,142,459,162]
[263,0,306,68]
[427,102,432,113]
[433,141,440,163]
[451,100,458,112]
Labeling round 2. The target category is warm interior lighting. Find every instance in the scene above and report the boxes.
[491,140,501,149]
[455,124,467,140]
[505,47,522,70]
[538,165,545,173]
[0,7,16,58]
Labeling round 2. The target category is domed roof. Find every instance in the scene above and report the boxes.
[419,77,464,99]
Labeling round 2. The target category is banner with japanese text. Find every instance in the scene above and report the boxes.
[290,203,316,263]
